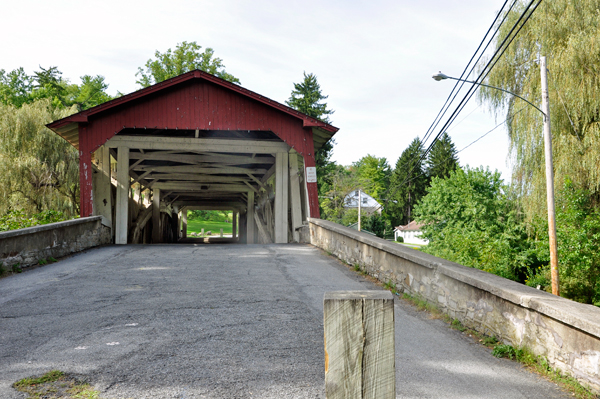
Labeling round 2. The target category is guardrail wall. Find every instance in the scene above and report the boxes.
[309,218,600,393]
[1,216,111,270]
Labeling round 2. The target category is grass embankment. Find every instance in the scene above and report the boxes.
[186,219,232,235]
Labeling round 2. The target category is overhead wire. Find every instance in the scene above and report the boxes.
[387,0,543,202]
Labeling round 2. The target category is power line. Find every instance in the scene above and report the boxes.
[389,0,543,200]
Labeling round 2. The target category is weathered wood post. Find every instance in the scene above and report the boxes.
[201,228,204,237]
[220,228,223,238]
[324,291,395,399]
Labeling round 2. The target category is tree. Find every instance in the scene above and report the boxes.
[479,0,600,222]
[286,72,336,210]
[0,99,80,216]
[136,41,240,87]
[427,131,459,180]
[414,166,541,281]
[352,154,391,202]
[319,165,356,223]
[388,137,428,226]
[1,66,113,111]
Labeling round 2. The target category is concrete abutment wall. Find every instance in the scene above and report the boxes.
[308,218,600,393]
[0,216,111,269]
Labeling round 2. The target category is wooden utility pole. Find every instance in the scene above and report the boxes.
[541,56,560,296]
[358,190,362,232]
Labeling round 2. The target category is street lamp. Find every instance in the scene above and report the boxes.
[433,57,560,296]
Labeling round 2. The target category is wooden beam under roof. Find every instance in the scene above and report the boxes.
[128,151,275,165]
[152,182,258,192]
[144,174,252,183]
[105,135,290,154]
[132,165,267,175]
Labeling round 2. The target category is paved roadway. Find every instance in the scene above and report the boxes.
[0,244,571,398]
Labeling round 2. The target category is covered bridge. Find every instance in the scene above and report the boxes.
[47,70,338,244]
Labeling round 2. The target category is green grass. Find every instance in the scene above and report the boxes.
[13,370,101,398]
[186,219,233,235]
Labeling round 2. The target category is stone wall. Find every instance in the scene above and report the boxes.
[309,218,600,393]
[0,216,111,269]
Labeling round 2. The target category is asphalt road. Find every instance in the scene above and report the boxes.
[0,244,571,398]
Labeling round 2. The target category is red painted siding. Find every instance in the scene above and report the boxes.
[77,79,322,217]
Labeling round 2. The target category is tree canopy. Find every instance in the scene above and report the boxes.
[479,0,600,222]
[388,137,428,226]
[352,154,391,203]
[136,41,240,87]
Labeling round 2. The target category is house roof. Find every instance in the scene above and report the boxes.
[344,190,381,209]
[394,221,424,232]
[46,69,338,150]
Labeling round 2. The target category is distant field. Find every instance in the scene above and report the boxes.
[186,219,233,235]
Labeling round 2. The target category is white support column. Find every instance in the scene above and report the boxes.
[115,146,130,244]
[181,207,187,238]
[275,152,289,243]
[247,191,255,244]
[93,145,112,227]
[152,188,161,243]
[289,152,302,242]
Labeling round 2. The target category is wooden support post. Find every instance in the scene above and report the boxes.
[247,191,255,244]
[275,152,289,243]
[93,145,113,228]
[172,206,179,242]
[152,188,161,243]
[232,212,237,239]
[182,207,187,238]
[220,228,223,238]
[324,291,395,399]
[289,152,302,242]
[201,228,204,237]
[115,146,130,244]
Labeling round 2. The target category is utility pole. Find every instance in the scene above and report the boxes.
[358,189,362,231]
[541,56,560,296]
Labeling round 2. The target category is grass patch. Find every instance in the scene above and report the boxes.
[491,344,596,399]
[186,219,232,235]
[13,370,101,398]
[353,263,361,272]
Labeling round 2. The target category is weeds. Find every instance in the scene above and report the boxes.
[48,257,58,262]
[12,263,22,273]
[451,319,467,332]
[353,263,361,272]
[38,258,48,265]
[13,370,101,399]
[491,344,596,398]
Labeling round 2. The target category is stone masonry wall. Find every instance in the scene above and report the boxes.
[309,218,600,393]
[0,216,111,269]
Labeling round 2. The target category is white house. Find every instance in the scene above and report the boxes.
[344,190,381,215]
[394,221,428,245]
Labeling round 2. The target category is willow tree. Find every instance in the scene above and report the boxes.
[479,0,600,222]
[0,99,79,216]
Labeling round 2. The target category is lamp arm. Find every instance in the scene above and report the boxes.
[446,76,546,118]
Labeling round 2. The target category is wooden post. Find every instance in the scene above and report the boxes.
[115,146,129,245]
[220,228,223,238]
[152,188,161,243]
[182,207,187,238]
[232,212,237,239]
[289,152,303,242]
[275,152,289,243]
[324,291,395,399]
[93,145,112,227]
[201,228,204,237]
[172,206,179,242]
[247,191,255,244]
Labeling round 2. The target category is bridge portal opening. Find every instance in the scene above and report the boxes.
[47,70,337,245]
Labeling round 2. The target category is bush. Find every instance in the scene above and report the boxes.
[0,209,67,232]
[395,236,404,243]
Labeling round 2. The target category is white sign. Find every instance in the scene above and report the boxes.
[306,167,317,183]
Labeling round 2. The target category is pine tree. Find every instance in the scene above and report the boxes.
[388,137,428,226]
[286,72,335,207]
[427,132,459,180]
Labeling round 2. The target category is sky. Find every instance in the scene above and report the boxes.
[2,0,512,179]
